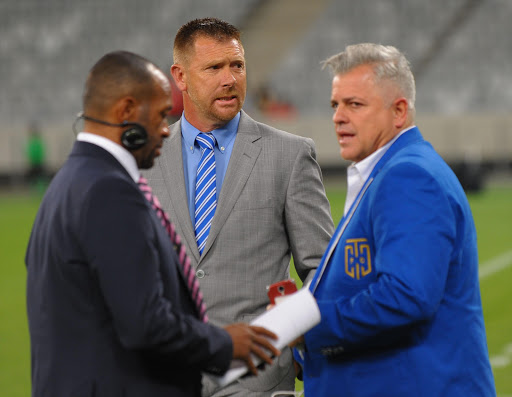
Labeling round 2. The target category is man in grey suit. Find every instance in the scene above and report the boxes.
[145,18,334,396]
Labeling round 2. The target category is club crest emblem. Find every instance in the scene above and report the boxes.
[344,238,372,279]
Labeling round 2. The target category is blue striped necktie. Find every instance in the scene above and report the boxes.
[194,133,217,255]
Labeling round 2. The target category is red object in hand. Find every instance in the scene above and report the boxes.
[267,279,298,305]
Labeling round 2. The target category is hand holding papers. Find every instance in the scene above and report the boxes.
[210,287,321,387]
[223,323,280,377]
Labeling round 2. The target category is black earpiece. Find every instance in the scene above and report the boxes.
[73,112,148,150]
[120,124,148,150]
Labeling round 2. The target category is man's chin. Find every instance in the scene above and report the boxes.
[138,157,156,170]
[213,104,242,120]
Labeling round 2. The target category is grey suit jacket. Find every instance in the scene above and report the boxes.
[144,110,334,395]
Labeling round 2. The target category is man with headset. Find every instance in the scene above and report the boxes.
[25,50,279,397]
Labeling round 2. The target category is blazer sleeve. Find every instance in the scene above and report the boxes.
[306,162,457,352]
[285,137,334,283]
[80,176,232,374]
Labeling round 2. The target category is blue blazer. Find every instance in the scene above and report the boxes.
[302,128,495,396]
[25,141,233,397]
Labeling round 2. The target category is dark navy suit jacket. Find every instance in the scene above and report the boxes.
[301,128,495,396]
[25,141,232,397]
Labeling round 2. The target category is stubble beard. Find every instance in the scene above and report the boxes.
[190,87,244,128]
[138,152,156,170]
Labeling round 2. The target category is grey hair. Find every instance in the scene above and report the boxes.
[322,43,416,116]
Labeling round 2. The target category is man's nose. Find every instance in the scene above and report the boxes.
[333,106,348,124]
[161,123,170,137]
[221,68,236,87]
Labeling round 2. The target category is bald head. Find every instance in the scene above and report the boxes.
[83,51,166,117]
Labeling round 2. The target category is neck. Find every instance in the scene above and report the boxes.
[82,122,123,146]
[183,111,227,132]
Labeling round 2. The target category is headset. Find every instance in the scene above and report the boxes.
[73,112,148,150]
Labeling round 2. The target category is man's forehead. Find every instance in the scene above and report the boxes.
[332,69,376,91]
[192,36,244,55]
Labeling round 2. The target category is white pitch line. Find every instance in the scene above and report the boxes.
[479,250,512,280]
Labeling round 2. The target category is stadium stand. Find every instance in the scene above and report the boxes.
[0,0,510,187]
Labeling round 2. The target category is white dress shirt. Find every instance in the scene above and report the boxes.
[343,126,416,215]
[77,132,140,183]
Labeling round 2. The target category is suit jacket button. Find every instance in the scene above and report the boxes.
[321,347,332,355]
[196,269,205,279]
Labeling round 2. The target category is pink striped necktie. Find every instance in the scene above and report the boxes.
[138,176,208,323]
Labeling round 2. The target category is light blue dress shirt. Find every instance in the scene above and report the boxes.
[181,112,240,224]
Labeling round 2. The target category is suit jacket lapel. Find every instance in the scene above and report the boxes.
[160,121,201,262]
[342,127,424,218]
[200,111,262,259]
[370,126,423,180]
[73,141,133,179]
[311,127,425,293]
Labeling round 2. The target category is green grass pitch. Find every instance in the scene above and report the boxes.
[1,185,511,395]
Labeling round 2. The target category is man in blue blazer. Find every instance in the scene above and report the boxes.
[297,43,496,396]
[25,51,279,397]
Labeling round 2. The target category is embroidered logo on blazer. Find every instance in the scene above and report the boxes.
[345,238,372,279]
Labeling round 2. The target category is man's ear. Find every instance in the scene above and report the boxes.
[393,97,408,129]
[171,64,186,92]
[113,96,137,123]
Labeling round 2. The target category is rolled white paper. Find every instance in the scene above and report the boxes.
[209,287,320,387]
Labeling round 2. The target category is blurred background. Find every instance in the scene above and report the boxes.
[0,0,511,188]
[1,0,511,395]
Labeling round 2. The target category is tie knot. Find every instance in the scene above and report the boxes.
[196,133,215,151]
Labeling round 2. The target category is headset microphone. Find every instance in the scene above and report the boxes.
[73,111,148,150]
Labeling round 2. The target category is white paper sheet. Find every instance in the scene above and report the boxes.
[209,287,320,387]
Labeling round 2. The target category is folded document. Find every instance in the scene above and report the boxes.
[209,287,321,387]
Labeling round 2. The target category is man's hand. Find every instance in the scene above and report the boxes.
[224,323,280,375]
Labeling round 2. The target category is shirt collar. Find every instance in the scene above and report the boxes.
[350,125,416,182]
[181,111,240,154]
[77,132,140,182]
